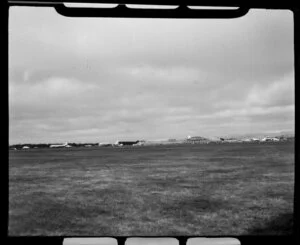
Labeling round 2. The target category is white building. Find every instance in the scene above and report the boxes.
[50,142,70,148]
[261,136,280,142]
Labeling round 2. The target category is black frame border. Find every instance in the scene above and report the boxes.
[4,1,299,245]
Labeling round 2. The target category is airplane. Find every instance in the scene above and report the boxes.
[49,142,70,148]
[114,140,140,146]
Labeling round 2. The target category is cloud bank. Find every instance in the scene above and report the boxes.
[9,7,294,144]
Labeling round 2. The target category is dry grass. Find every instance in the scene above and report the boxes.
[9,142,294,235]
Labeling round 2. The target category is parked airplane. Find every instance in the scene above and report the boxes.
[114,140,140,146]
[50,142,70,148]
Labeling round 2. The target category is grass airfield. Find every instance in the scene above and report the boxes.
[9,142,294,235]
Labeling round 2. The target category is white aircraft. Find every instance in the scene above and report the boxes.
[50,142,70,148]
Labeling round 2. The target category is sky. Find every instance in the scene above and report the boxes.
[9,6,294,144]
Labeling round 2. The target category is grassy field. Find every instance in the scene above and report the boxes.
[9,142,294,236]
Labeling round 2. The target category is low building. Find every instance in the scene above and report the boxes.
[242,138,260,143]
[99,142,111,147]
[133,141,145,146]
[261,136,280,142]
[50,142,70,148]
[114,140,140,146]
[186,136,209,144]
[225,139,241,143]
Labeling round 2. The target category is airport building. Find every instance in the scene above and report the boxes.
[186,136,209,144]
[114,140,141,146]
[261,136,280,142]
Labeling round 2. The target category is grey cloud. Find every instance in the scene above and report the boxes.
[9,7,295,144]
[10,8,293,77]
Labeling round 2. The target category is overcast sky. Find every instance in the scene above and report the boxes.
[9,7,294,144]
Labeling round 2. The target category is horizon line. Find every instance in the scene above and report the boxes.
[9,131,295,146]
